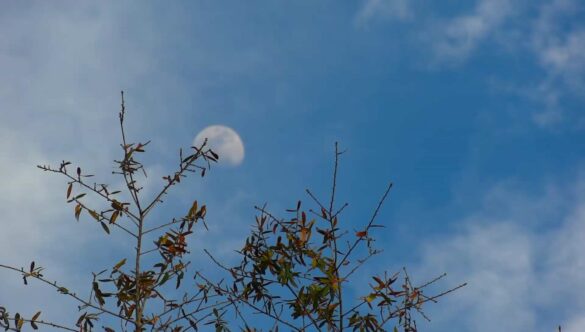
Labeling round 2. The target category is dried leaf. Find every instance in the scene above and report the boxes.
[66,183,73,199]
[74,204,82,221]
[110,211,119,224]
[356,231,367,238]
[89,210,100,221]
[31,312,41,322]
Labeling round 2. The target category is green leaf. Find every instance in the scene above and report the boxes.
[188,200,198,219]
[113,258,126,271]
[159,272,170,286]
[365,294,376,303]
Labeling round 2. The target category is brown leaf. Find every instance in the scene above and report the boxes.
[300,228,309,243]
[89,210,100,221]
[74,204,82,221]
[110,211,119,224]
[31,311,41,322]
[355,231,367,238]
[66,183,73,199]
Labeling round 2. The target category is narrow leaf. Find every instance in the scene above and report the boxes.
[89,210,100,221]
[113,258,126,271]
[188,200,198,219]
[110,211,119,224]
[100,222,110,234]
[66,183,73,199]
[74,204,82,221]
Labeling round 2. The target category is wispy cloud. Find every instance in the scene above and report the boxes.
[408,177,585,331]
[354,0,414,27]
[528,0,585,127]
[425,0,516,64]
[355,0,584,128]
[0,2,169,324]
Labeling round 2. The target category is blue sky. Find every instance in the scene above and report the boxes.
[1,1,585,331]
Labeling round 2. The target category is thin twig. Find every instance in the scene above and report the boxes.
[0,264,134,325]
[337,182,393,270]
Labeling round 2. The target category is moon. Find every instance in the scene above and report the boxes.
[193,125,245,166]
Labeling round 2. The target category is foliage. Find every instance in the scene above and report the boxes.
[0,92,464,332]
[202,144,465,332]
[1,92,223,332]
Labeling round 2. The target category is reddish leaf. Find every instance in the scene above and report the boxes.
[356,231,367,238]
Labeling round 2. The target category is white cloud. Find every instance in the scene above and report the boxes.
[354,0,413,26]
[407,177,585,331]
[530,0,585,125]
[0,2,165,325]
[427,0,515,64]
[353,0,585,127]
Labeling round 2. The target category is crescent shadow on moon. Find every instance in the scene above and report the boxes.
[193,125,245,167]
